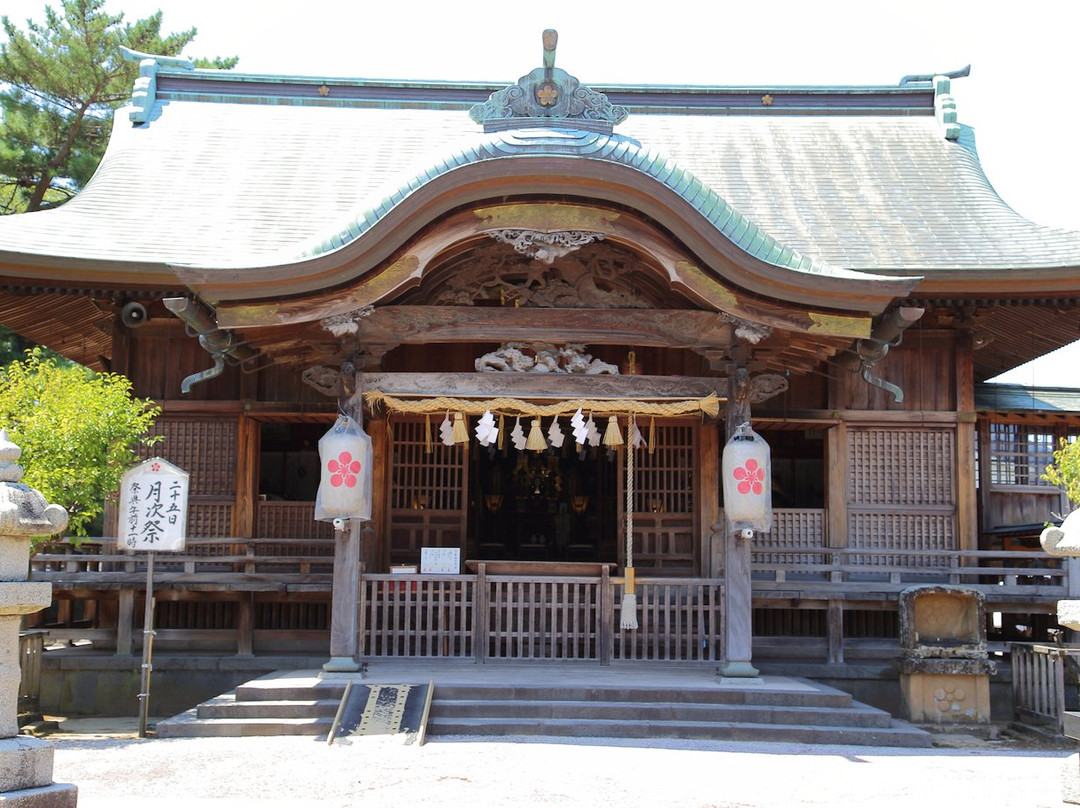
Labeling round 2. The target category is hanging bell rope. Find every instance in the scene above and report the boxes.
[365,391,720,420]
[620,412,639,631]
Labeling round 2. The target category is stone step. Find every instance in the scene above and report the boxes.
[156,670,933,747]
[235,683,344,703]
[156,709,329,738]
[197,696,341,720]
[234,682,854,710]
[428,715,932,747]
[434,684,854,709]
[432,699,892,728]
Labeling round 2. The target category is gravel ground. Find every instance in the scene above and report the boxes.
[47,729,1077,808]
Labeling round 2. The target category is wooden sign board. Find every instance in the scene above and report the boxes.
[117,457,189,552]
[421,547,460,574]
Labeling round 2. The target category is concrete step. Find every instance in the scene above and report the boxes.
[432,699,893,728]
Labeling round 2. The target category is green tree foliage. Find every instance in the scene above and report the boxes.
[0,348,160,538]
[1043,438,1080,512]
[0,0,237,214]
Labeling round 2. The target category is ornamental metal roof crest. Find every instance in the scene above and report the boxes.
[469,30,628,133]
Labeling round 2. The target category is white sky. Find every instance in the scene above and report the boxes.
[4,0,1080,384]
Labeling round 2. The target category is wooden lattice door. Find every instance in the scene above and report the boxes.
[624,420,698,575]
[387,418,468,567]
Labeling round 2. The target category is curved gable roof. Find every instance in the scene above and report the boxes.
[2,61,1080,309]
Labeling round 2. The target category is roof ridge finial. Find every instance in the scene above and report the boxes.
[469,30,628,133]
[542,29,557,70]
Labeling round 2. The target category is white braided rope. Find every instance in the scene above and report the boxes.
[621,413,639,630]
[625,413,634,570]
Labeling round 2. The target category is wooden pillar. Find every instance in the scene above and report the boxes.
[116,589,134,657]
[368,413,389,573]
[699,422,721,577]
[324,363,364,672]
[232,414,259,539]
[721,368,759,678]
[955,332,978,552]
[827,599,844,664]
[237,593,254,656]
[826,422,849,549]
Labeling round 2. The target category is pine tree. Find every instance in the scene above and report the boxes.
[0,0,236,214]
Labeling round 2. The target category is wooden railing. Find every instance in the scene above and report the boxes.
[751,547,1078,603]
[359,566,724,665]
[1010,642,1080,734]
[30,537,335,579]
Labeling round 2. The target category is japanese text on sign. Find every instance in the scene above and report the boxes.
[117,458,189,552]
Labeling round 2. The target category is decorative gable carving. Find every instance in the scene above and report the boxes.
[469,30,628,133]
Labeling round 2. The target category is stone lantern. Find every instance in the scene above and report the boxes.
[0,429,76,805]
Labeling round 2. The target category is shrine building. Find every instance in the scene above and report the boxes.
[2,32,1079,722]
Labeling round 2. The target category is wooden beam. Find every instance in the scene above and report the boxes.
[350,306,737,351]
[360,372,726,401]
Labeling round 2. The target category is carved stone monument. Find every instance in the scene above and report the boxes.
[0,429,77,805]
[897,585,995,723]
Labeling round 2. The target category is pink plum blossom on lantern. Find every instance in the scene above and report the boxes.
[733,459,764,495]
[327,451,361,488]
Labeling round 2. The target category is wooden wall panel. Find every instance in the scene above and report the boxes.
[128,329,242,401]
[829,330,955,412]
[757,372,827,414]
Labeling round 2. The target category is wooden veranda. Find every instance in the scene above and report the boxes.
[29,528,1073,664]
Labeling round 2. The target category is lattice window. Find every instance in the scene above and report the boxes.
[390,418,465,512]
[141,417,238,497]
[632,422,695,514]
[848,428,954,506]
[988,423,1057,487]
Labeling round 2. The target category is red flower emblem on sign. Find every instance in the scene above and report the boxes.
[733,459,764,495]
[327,451,361,488]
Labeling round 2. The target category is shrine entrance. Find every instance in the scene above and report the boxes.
[384,413,702,576]
[470,440,619,563]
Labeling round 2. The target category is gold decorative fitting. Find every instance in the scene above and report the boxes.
[318,85,330,97]
[761,94,773,106]
[537,83,559,106]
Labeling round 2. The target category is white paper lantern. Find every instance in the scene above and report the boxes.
[722,422,772,533]
[314,414,373,522]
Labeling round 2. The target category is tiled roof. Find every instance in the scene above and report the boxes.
[3,66,1080,288]
[976,383,1080,413]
